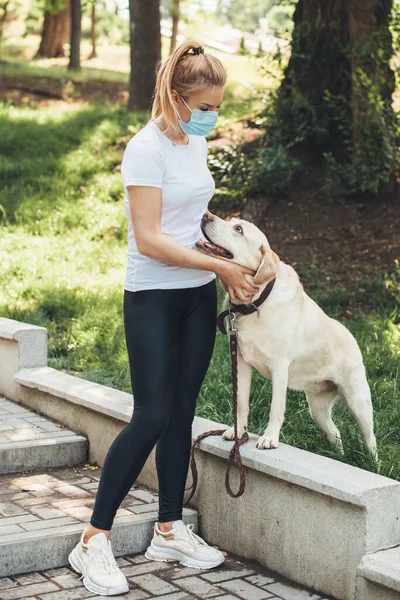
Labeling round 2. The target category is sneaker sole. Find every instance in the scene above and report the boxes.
[144,542,225,570]
[68,545,129,596]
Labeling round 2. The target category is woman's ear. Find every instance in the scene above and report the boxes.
[253,244,280,285]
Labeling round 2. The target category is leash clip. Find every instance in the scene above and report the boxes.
[226,308,237,336]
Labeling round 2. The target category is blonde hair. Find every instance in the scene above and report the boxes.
[149,40,227,139]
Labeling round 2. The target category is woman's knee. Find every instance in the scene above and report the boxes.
[130,406,171,437]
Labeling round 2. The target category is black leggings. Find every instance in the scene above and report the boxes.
[90,278,217,530]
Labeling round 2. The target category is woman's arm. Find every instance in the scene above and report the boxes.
[127,185,259,300]
[128,185,226,275]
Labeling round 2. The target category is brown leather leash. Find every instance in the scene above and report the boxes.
[184,277,276,503]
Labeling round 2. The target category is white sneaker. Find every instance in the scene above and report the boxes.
[145,519,225,569]
[68,527,129,596]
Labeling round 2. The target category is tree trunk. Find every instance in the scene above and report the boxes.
[89,3,97,59]
[128,0,161,112]
[35,0,70,58]
[276,0,352,156]
[348,0,395,143]
[170,0,179,55]
[68,0,81,70]
[277,0,396,151]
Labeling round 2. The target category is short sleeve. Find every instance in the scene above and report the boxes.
[121,137,164,189]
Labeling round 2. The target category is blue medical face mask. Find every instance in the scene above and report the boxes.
[178,96,218,136]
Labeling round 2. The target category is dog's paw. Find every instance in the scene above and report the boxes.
[222,424,247,440]
[256,434,279,449]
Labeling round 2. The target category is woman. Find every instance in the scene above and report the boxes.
[69,40,259,596]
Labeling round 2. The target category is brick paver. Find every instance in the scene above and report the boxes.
[0,397,80,444]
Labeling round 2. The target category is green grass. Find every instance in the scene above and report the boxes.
[0,85,399,481]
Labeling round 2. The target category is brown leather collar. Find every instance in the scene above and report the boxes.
[217,277,276,335]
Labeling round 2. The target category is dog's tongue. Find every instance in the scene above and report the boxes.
[195,238,234,260]
[203,241,219,250]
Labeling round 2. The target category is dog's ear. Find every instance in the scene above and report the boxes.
[253,244,280,285]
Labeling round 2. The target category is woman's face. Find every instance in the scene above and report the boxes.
[173,86,224,123]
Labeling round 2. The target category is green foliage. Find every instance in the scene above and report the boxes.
[238,35,247,55]
[266,4,295,38]
[206,128,301,213]
[23,0,43,36]
[81,4,129,45]
[247,142,302,194]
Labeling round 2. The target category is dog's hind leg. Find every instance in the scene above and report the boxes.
[305,391,343,452]
[340,363,377,457]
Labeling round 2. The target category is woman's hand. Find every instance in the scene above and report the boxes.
[217,261,259,302]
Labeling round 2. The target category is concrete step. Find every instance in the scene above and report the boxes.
[357,546,400,600]
[0,397,88,474]
[0,463,197,577]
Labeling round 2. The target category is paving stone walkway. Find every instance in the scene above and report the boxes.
[0,461,337,600]
[0,541,335,600]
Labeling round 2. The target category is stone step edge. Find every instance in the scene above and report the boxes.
[0,507,198,577]
[357,545,400,593]
[0,435,87,450]
[0,436,88,474]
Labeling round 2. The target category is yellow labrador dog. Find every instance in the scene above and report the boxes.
[196,211,377,457]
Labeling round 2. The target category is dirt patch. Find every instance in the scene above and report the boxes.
[0,73,128,107]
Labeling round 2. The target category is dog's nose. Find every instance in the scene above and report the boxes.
[202,211,214,224]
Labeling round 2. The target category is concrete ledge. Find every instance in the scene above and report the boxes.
[16,366,133,421]
[0,318,47,401]
[13,366,400,600]
[16,367,400,511]
[356,546,400,599]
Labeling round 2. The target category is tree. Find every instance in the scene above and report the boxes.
[272,0,399,197]
[128,0,161,112]
[35,0,70,58]
[88,2,97,59]
[68,0,81,70]
[170,0,179,55]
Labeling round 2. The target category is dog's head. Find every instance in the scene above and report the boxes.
[195,210,280,286]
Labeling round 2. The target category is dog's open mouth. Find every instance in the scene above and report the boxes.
[195,226,234,259]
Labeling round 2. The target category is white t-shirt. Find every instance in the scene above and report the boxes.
[121,119,217,291]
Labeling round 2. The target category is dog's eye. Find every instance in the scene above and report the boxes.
[234,225,243,234]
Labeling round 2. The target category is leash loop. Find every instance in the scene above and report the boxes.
[184,326,248,503]
[184,278,277,504]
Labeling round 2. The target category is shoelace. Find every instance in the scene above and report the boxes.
[88,543,119,573]
[175,523,207,547]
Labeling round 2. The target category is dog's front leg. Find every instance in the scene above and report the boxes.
[257,360,289,449]
[222,342,252,441]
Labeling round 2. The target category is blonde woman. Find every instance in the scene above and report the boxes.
[69,41,258,596]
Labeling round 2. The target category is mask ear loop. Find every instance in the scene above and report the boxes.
[180,96,192,113]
